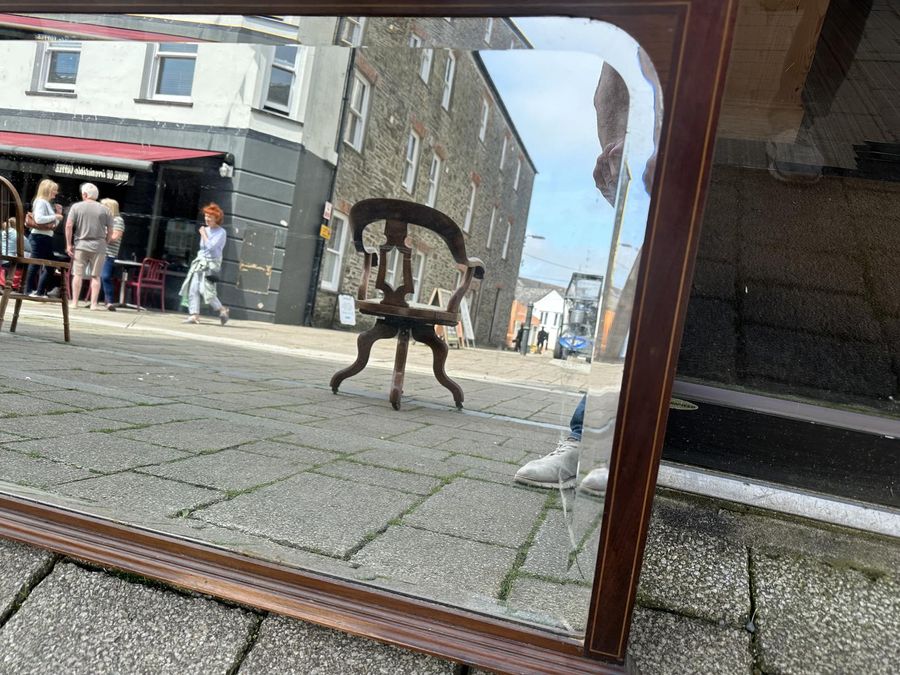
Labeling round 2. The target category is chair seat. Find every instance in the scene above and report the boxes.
[357,299,458,326]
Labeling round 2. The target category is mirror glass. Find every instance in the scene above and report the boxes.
[0,14,661,638]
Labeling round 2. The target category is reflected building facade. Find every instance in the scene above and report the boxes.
[0,15,535,342]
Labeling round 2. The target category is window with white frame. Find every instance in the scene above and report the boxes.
[499,136,508,171]
[411,249,426,302]
[39,41,81,92]
[401,129,421,193]
[263,45,301,113]
[486,207,496,248]
[320,211,348,292]
[463,182,477,233]
[425,155,441,207]
[484,18,494,43]
[340,17,366,46]
[150,43,198,100]
[383,248,402,289]
[441,52,456,110]
[408,34,422,48]
[478,97,490,142]
[419,47,433,83]
[514,157,522,191]
[502,221,511,259]
[343,72,370,152]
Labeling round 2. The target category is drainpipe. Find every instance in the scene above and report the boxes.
[302,38,357,326]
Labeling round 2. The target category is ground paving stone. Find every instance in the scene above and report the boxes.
[352,445,458,477]
[233,440,339,464]
[0,449,96,488]
[240,614,457,674]
[0,562,255,675]
[521,506,601,584]
[309,412,429,438]
[352,525,518,601]
[273,427,396,455]
[0,539,53,623]
[137,449,308,492]
[35,390,135,410]
[117,418,284,452]
[639,502,750,627]
[240,407,326,424]
[195,472,420,558]
[444,453,523,483]
[314,460,442,496]
[0,412,132,439]
[403,479,547,548]
[86,403,209,425]
[0,394,77,417]
[4,433,190,473]
[752,552,900,675]
[505,576,591,634]
[627,607,753,675]
[58,471,223,522]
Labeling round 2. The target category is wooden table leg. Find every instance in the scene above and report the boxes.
[330,320,398,393]
[412,323,464,409]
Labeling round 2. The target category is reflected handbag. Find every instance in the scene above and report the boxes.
[24,212,37,229]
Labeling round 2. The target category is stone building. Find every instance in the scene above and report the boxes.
[313,17,537,347]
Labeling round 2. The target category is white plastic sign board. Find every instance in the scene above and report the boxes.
[459,297,475,341]
[338,294,356,325]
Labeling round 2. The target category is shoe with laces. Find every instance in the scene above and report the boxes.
[514,437,580,489]
[219,308,229,326]
[578,466,609,497]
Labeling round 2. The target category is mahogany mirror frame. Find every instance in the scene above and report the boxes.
[0,1,737,671]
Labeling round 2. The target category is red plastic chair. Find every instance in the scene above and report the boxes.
[126,257,168,311]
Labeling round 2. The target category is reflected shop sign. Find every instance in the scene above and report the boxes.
[52,162,133,185]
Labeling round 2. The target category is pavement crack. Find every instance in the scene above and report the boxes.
[226,613,264,675]
[0,550,58,629]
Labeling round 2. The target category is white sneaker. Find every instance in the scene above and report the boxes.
[578,467,609,497]
[514,437,580,489]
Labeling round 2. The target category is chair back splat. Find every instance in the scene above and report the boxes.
[330,198,485,411]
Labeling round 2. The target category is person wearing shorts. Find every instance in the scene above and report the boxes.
[65,182,111,310]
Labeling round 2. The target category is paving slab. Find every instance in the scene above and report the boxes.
[0,412,133,440]
[505,576,591,634]
[308,412,428,438]
[0,450,96,489]
[87,404,211,426]
[194,472,420,558]
[314,460,442,496]
[638,503,750,627]
[34,390,136,410]
[0,563,255,675]
[117,418,284,452]
[58,471,223,522]
[521,507,601,584]
[240,614,456,674]
[752,552,900,675]
[352,525,518,601]
[0,393,78,417]
[4,433,190,473]
[136,449,308,492]
[236,440,340,464]
[403,479,547,548]
[627,607,752,675]
[351,445,458,477]
[0,539,53,623]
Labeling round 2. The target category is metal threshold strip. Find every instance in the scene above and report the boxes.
[658,461,900,538]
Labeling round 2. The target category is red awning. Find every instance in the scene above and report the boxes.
[0,132,223,172]
[0,14,202,42]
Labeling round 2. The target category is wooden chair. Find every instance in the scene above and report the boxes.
[0,176,70,342]
[330,198,485,410]
[126,257,168,311]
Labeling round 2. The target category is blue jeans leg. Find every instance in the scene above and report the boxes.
[24,234,54,294]
[101,256,116,304]
[569,395,586,441]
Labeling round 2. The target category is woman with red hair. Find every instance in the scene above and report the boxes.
[178,202,230,325]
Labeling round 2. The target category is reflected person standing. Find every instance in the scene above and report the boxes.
[24,179,63,297]
[99,198,125,311]
[66,182,111,310]
[179,203,230,326]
